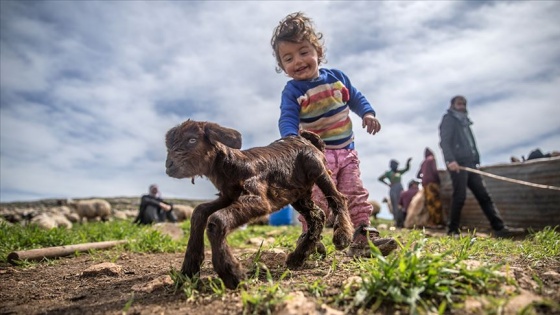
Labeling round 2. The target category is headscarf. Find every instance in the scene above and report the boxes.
[149,184,162,198]
[424,147,434,158]
[389,159,399,172]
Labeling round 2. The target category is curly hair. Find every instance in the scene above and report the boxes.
[271,12,326,73]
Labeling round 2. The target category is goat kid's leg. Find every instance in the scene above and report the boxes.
[316,174,353,250]
[181,197,231,279]
[207,199,269,289]
[287,198,325,269]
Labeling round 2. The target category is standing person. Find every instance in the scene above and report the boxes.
[378,158,412,228]
[398,179,420,223]
[439,95,522,237]
[417,147,444,227]
[270,12,396,257]
[134,184,177,225]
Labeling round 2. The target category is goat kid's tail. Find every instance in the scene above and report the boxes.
[300,130,326,152]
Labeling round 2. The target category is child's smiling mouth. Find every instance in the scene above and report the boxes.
[295,66,308,73]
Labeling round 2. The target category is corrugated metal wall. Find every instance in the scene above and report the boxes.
[439,156,560,231]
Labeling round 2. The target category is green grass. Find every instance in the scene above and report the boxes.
[343,236,509,313]
[1,220,559,314]
[0,220,188,263]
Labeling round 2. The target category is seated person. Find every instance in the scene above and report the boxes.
[398,179,420,221]
[134,184,177,224]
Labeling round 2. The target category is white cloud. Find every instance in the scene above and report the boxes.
[1,1,559,222]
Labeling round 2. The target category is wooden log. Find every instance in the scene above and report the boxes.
[7,240,128,265]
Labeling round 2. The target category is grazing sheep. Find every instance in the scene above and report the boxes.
[165,120,354,289]
[64,212,81,223]
[65,199,112,222]
[172,204,194,222]
[113,209,138,220]
[369,200,381,220]
[113,211,129,221]
[1,207,35,225]
[51,213,73,229]
[30,213,58,230]
[48,205,80,223]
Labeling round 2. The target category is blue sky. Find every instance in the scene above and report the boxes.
[1,1,559,219]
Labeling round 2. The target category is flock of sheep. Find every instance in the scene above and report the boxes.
[0,198,382,231]
[0,199,194,230]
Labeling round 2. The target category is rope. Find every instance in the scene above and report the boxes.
[459,166,560,191]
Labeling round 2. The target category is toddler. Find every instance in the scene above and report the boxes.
[271,12,395,256]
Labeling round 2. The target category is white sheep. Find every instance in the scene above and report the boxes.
[369,200,381,220]
[30,213,58,230]
[172,204,194,222]
[51,213,73,229]
[48,205,80,223]
[29,212,73,230]
[113,211,129,220]
[65,212,81,223]
[66,199,112,222]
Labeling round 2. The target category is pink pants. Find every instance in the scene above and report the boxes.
[299,148,373,230]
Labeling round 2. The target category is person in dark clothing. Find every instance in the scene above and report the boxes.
[526,148,560,160]
[510,148,559,162]
[378,158,412,228]
[398,180,419,221]
[439,95,523,238]
[134,184,177,225]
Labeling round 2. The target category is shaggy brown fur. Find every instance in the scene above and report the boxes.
[165,120,354,289]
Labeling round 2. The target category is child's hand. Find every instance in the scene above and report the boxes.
[362,114,381,135]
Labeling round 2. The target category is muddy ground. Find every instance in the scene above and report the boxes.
[1,232,559,315]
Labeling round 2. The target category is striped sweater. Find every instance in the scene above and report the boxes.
[279,68,375,149]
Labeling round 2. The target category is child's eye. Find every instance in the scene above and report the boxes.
[283,57,292,63]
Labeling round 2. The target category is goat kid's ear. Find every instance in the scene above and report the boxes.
[165,127,177,148]
[203,122,242,149]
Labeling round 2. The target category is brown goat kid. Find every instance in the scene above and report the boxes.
[165,120,354,289]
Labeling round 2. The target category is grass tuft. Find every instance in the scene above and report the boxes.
[345,236,510,314]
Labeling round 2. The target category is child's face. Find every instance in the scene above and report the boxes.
[277,40,320,81]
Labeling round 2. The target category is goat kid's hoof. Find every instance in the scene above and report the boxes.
[332,230,352,250]
[221,275,243,290]
[347,237,398,258]
[285,252,306,270]
[314,241,327,258]
[181,265,201,280]
[215,261,246,290]
[286,241,326,269]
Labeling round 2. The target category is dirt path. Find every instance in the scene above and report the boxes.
[0,248,355,315]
